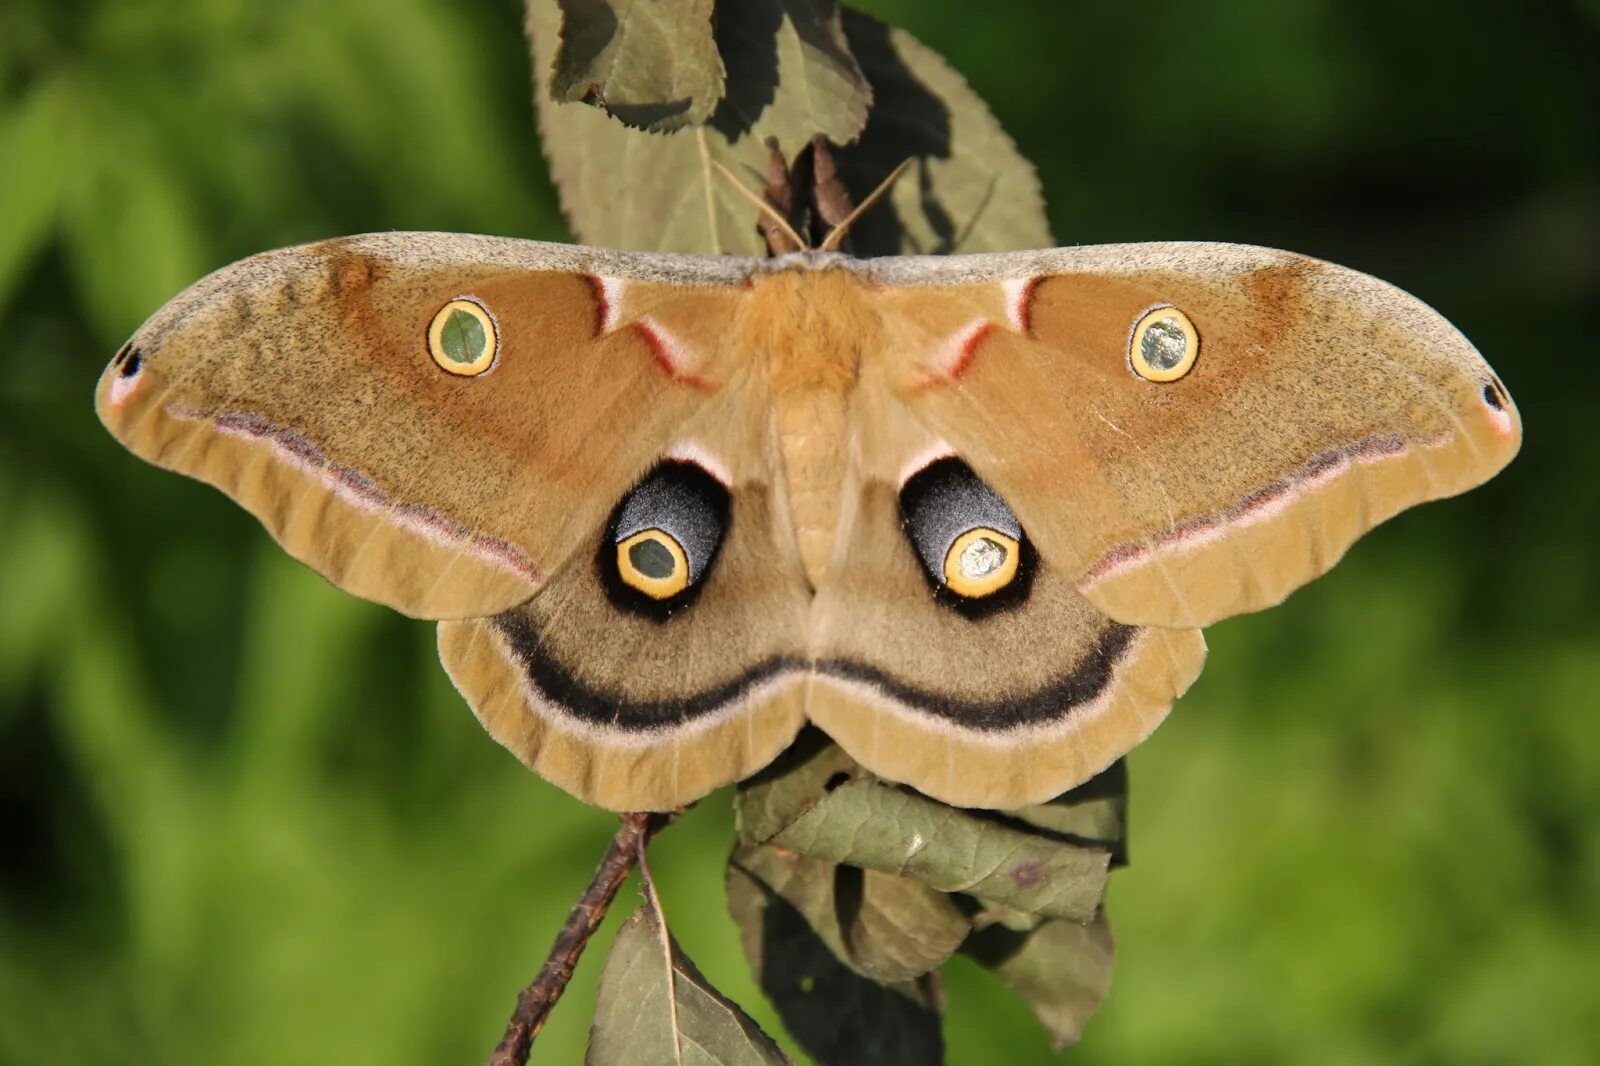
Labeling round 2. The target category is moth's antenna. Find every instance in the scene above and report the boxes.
[710,159,809,252]
[819,158,912,253]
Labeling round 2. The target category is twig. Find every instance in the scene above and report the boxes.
[486,811,668,1066]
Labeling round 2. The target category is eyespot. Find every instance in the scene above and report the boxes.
[1128,305,1198,382]
[603,460,731,613]
[943,527,1021,598]
[900,457,1031,610]
[615,529,690,599]
[428,297,498,376]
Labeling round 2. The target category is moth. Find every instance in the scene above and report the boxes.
[95,232,1521,811]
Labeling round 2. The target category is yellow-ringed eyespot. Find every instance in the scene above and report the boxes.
[428,297,498,376]
[1128,304,1198,382]
[616,529,690,599]
[900,456,1031,612]
[604,458,732,614]
[943,527,1021,598]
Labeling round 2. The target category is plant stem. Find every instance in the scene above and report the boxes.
[486,811,666,1066]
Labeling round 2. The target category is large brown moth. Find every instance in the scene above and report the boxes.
[94,232,1521,811]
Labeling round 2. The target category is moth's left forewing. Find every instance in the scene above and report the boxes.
[871,244,1521,629]
[95,234,757,620]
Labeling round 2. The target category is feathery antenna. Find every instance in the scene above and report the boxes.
[710,159,809,253]
[819,158,912,253]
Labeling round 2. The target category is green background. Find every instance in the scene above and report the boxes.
[2,1,1597,1062]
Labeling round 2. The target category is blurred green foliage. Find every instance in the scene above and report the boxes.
[2,0,1597,1062]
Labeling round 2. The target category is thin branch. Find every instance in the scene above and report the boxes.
[486,811,669,1066]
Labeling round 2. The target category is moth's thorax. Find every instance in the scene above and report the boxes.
[742,269,881,588]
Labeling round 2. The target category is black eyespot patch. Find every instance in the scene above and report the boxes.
[600,459,731,618]
[898,456,1035,617]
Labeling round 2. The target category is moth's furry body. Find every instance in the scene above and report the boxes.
[98,233,1520,810]
[742,269,876,588]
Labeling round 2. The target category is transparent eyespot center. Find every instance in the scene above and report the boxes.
[439,309,488,365]
[1140,317,1189,371]
[428,298,498,376]
[628,537,677,580]
[1129,304,1199,382]
[958,536,1008,579]
[615,529,689,599]
[942,527,1021,598]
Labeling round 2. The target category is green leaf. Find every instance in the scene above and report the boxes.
[737,733,1110,921]
[728,850,944,1066]
[962,910,1115,1049]
[529,0,870,254]
[730,844,968,984]
[544,0,1096,257]
[832,10,1051,255]
[588,899,792,1066]
[710,0,871,145]
[551,0,725,132]
[842,868,970,984]
[1006,758,1129,865]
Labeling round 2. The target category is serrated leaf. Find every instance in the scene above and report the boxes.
[709,0,871,144]
[833,11,1051,255]
[588,900,791,1066]
[529,0,869,254]
[552,0,725,132]
[533,0,1049,256]
[737,734,1110,921]
[962,910,1115,1049]
[728,852,943,1066]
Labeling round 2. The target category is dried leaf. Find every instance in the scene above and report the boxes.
[728,851,943,1066]
[529,0,1044,256]
[588,900,792,1066]
[737,734,1110,921]
[551,0,725,132]
[962,910,1116,1049]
